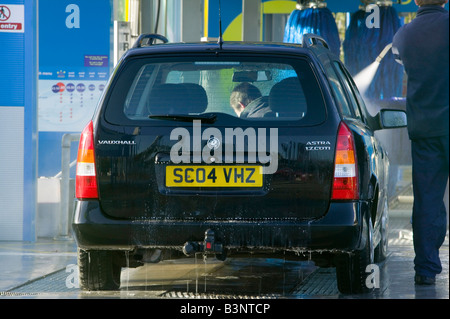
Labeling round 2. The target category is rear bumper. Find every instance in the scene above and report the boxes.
[72,200,368,253]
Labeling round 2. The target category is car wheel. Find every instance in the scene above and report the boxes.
[77,248,122,291]
[375,198,389,262]
[335,216,375,294]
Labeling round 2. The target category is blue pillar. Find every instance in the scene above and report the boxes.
[0,0,37,241]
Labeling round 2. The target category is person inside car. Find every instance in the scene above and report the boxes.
[229,82,273,118]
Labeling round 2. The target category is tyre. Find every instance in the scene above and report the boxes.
[77,248,122,291]
[375,198,389,262]
[335,216,375,294]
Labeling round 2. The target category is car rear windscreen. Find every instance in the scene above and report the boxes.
[104,55,326,125]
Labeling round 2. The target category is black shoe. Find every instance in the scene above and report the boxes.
[415,274,436,285]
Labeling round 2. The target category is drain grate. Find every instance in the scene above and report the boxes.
[291,268,339,296]
[159,291,280,299]
[5,265,340,298]
[8,269,78,294]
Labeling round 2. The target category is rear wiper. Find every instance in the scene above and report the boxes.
[149,113,217,124]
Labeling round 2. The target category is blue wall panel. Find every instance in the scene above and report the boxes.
[0,0,37,241]
[0,32,24,107]
[38,0,112,177]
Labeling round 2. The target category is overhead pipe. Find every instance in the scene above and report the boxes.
[296,0,327,10]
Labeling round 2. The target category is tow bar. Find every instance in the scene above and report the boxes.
[182,229,226,260]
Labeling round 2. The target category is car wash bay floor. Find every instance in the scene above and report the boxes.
[0,207,447,300]
[1,177,449,300]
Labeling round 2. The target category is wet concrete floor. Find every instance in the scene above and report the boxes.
[0,211,448,300]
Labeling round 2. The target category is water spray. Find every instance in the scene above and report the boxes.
[354,43,393,116]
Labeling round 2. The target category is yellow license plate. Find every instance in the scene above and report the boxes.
[166,165,263,187]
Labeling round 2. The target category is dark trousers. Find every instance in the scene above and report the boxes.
[411,135,449,277]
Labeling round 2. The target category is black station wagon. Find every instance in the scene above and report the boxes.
[72,34,407,294]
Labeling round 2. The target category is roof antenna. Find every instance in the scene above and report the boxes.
[218,0,224,49]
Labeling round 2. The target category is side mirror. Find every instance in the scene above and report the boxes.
[374,109,407,130]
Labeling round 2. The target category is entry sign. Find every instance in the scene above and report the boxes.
[0,4,24,33]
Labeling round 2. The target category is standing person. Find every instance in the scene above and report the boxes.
[392,0,449,285]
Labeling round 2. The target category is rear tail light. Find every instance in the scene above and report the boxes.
[332,122,359,200]
[75,121,98,199]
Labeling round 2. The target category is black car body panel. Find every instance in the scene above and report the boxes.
[74,40,383,251]
[94,121,339,221]
[72,36,406,293]
[73,199,364,251]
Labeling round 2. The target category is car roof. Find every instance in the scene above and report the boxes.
[122,41,328,60]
